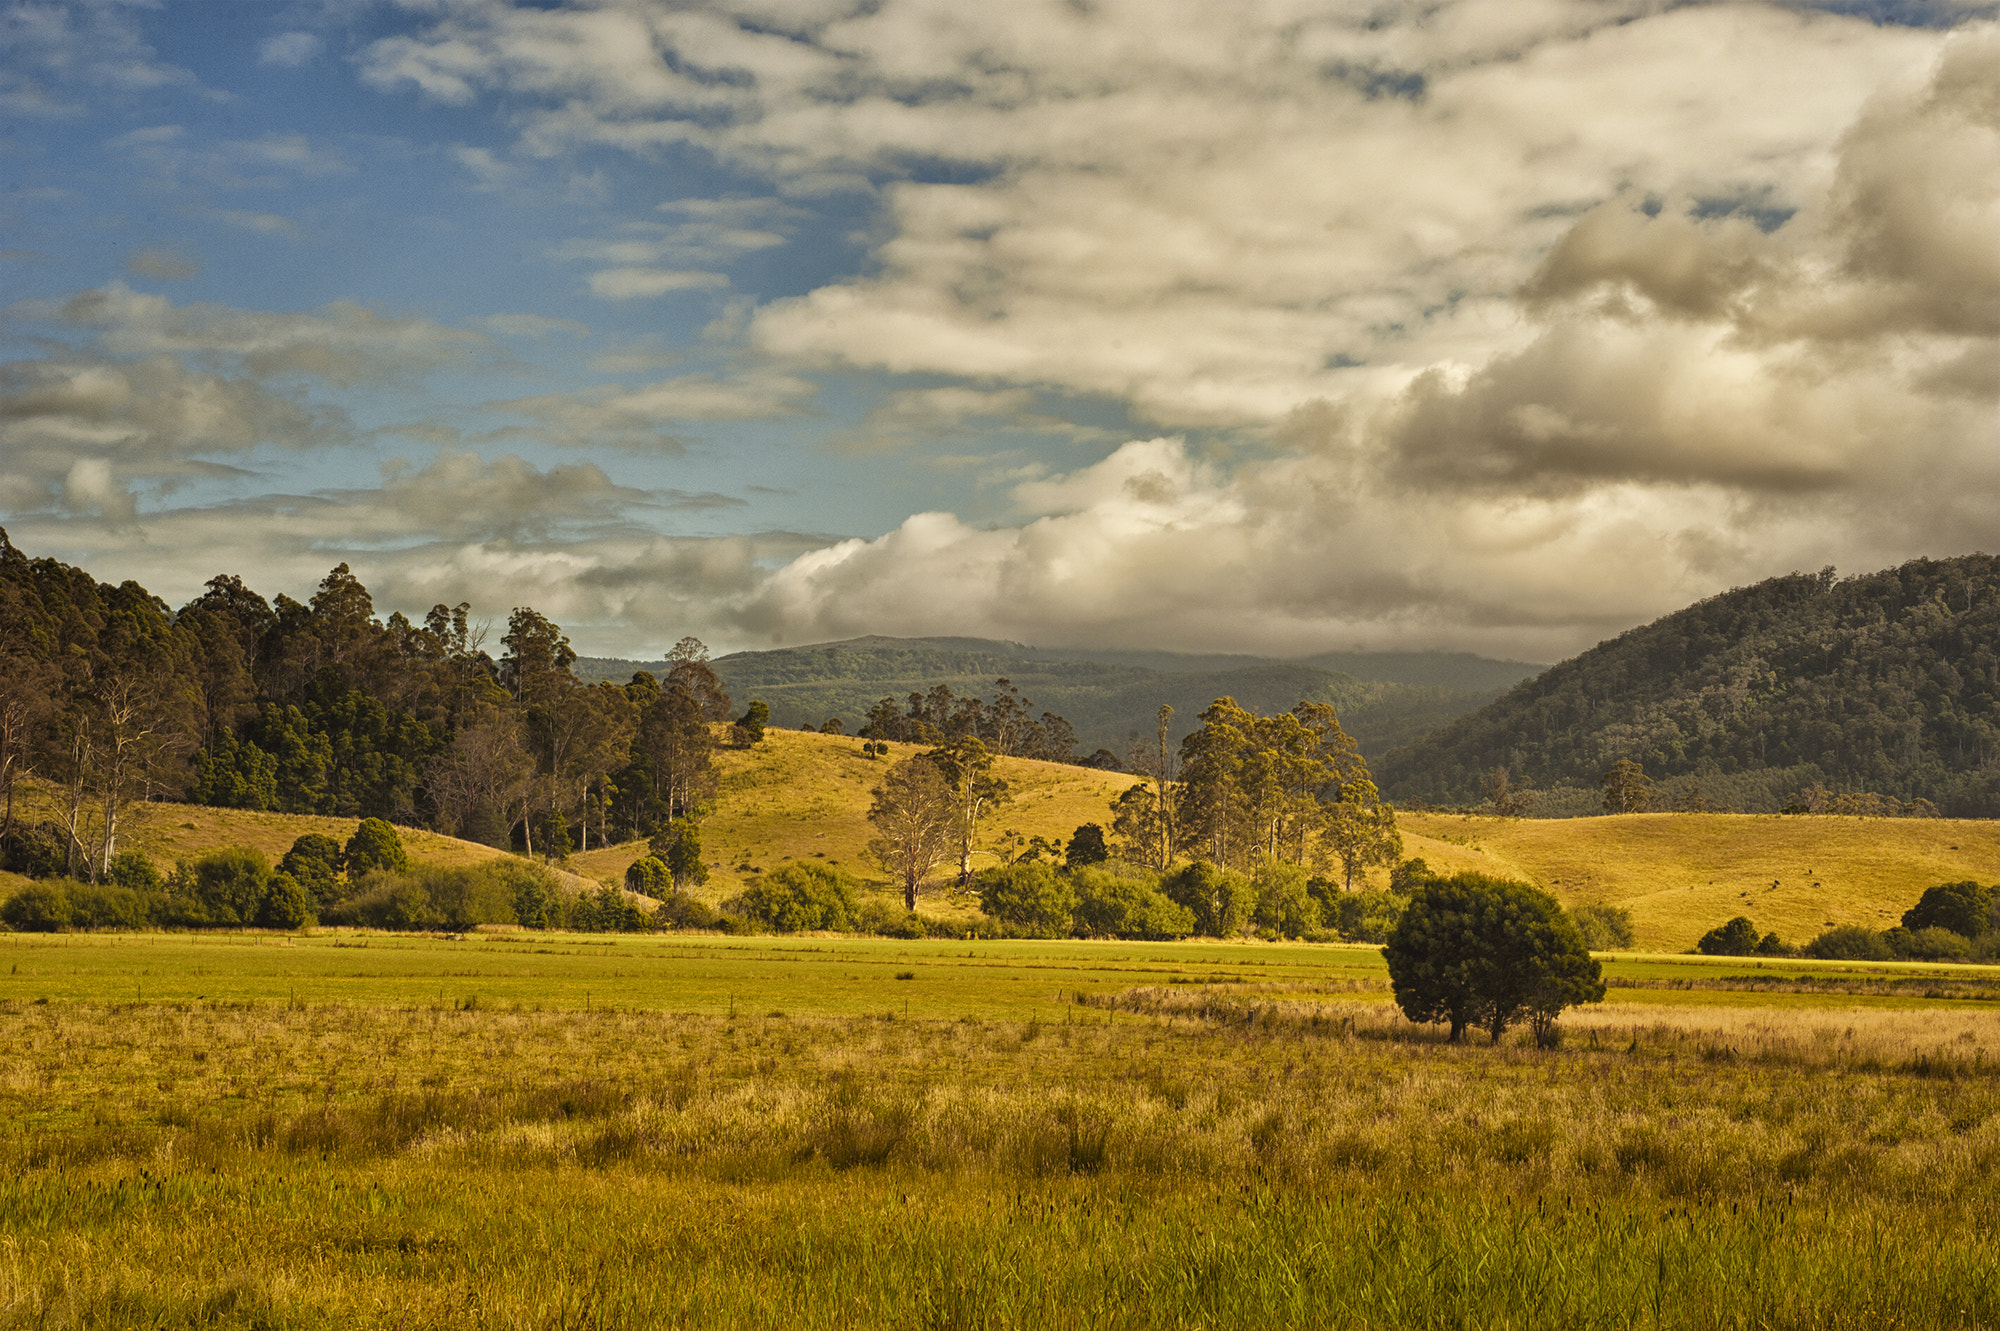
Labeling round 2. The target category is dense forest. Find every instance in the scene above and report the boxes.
[0,531,1170,883]
[1376,556,2000,817]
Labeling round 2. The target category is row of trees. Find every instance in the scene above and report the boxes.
[0,532,759,882]
[1696,880,2000,963]
[1105,699,1402,887]
[857,694,1406,916]
[853,680,1116,767]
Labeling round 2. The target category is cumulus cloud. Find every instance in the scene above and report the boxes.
[585,267,730,300]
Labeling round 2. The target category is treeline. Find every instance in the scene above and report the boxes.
[0,817,650,935]
[1692,879,2000,965]
[1377,555,2000,816]
[846,680,1112,767]
[0,530,752,880]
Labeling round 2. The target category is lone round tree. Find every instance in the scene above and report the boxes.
[1383,873,1605,1045]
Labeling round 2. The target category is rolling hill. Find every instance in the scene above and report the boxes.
[1376,555,2000,817]
[577,636,1541,760]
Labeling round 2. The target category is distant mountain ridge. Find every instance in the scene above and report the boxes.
[1374,555,2000,817]
[575,637,1543,759]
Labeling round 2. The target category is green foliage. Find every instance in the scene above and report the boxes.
[1249,857,1320,938]
[1162,860,1254,937]
[976,861,1078,938]
[1755,931,1792,957]
[1901,881,1992,938]
[738,699,769,743]
[278,834,345,910]
[662,821,709,891]
[344,818,408,878]
[1805,925,1896,961]
[1572,902,1637,950]
[65,880,154,930]
[625,855,673,895]
[1064,823,1109,868]
[1697,917,1761,956]
[1378,554,2000,816]
[568,884,654,933]
[1387,858,1438,896]
[256,871,317,930]
[736,862,858,933]
[512,870,563,930]
[1070,866,1195,940]
[106,849,163,894]
[1600,759,1653,813]
[327,876,437,930]
[178,847,273,927]
[1886,925,1971,961]
[1,882,73,932]
[0,821,67,879]
[1383,874,1605,1044]
[1315,885,1405,944]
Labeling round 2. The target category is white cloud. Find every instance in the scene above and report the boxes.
[258,32,324,68]
[584,267,730,300]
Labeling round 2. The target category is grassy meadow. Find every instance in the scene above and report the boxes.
[4,931,2000,1327]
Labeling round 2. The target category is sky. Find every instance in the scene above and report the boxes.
[2,0,1995,664]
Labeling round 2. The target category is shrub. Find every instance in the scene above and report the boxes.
[178,847,272,926]
[1250,857,1320,939]
[1572,902,1637,950]
[66,880,154,930]
[325,876,437,930]
[423,864,523,930]
[106,850,163,894]
[1805,925,1895,961]
[344,818,408,878]
[278,834,344,909]
[568,884,653,933]
[1887,925,1971,961]
[737,700,769,743]
[1071,866,1193,940]
[625,856,673,896]
[653,891,725,932]
[256,871,316,930]
[1755,931,1792,957]
[853,898,927,938]
[1901,881,1992,938]
[513,868,564,929]
[2,883,73,932]
[1162,861,1254,937]
[736,862,857,932]
[1697,916,1760,956]
[977,861,1079,938]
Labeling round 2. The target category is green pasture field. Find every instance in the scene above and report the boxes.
[6,930,1999,1016]
[4,932,2000,1328]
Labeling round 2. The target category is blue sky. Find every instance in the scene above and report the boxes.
[2,0,1994,660]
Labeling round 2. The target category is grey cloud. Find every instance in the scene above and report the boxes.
[14,283,491,385]
[492,368,821,447]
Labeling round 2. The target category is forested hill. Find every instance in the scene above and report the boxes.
[577,637,1541,758]
[1375,555,2000,817]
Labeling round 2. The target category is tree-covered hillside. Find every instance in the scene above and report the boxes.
[1376,556,2000,816]
[578,637,1531,759]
